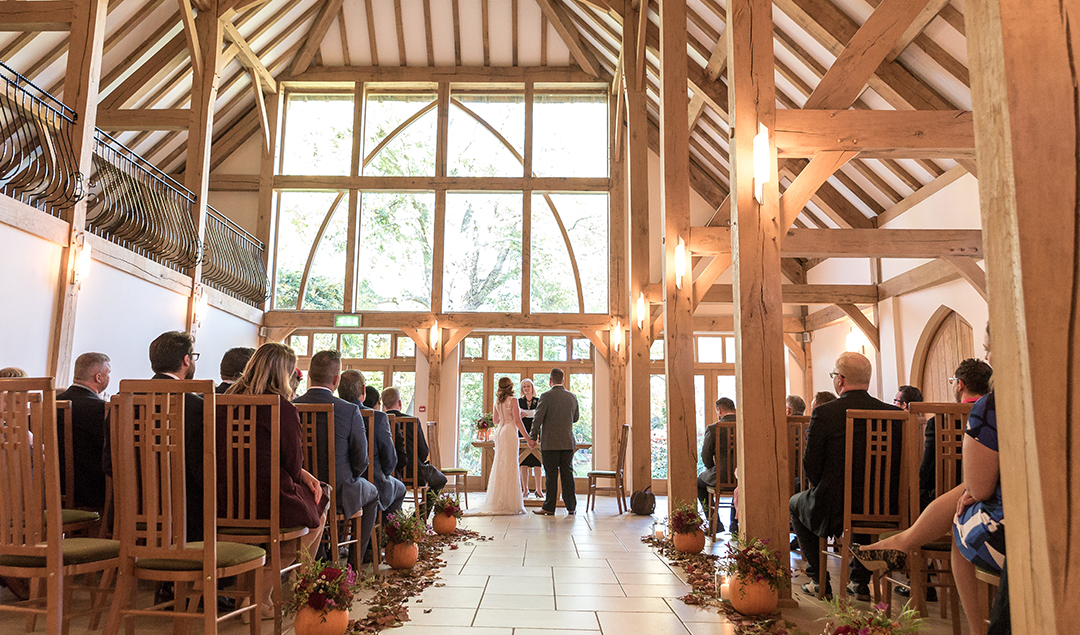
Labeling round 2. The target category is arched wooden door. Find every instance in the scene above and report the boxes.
[911,306,975,402]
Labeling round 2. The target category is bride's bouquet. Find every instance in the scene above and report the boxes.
[475,413,494,440]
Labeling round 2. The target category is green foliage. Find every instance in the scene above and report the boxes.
[717,535,791,591]
[821,598,925,634]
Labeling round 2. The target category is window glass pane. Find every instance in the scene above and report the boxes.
[443,193,522,311]
[396,336,415,358]
[571,339,591,360]
[366,334,391,359]
[543,336,567,362]
[448,94,524,177]
[458,372,485,472]
[341,334,363,358]
[290,335,308,357]
[569,373,593,477]
[362,94,436,177]
[516,336,540,361]
[282,94,353,176]
[463,337,483,359]
[695,375,706,475]
[650,339,664,361]
[531,372,551,393]
[313,333,337,353]
[533,93,608,177]
[488,335,513,361]
[530,193,608,313]
[356,192,435,310]
[391,371,416,414]
[360,371,384,396]
[717,375,736,408]
[651,374,667,479]
[725,337,736,363]
[274,192,347,310]
[698,337,724,363]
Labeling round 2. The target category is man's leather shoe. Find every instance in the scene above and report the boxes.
[533,509,555,515]
[847,581,872,602]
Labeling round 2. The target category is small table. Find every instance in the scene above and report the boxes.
[470,439,593,507]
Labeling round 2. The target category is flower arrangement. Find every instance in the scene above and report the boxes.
[668,502,704,534]
[474,413,494,431]
[382,509,426,545]
[821,599,924,635]
[283,553,361,619]
[432,493,463,519]
[716,535,791,592]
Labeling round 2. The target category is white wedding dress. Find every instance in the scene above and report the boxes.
[467,397,526,516]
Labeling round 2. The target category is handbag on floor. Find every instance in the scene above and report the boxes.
[630,486,656,515]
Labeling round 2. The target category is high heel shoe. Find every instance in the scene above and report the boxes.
[850,544,907,571]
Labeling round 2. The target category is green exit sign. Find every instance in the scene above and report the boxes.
[335,314,361,328]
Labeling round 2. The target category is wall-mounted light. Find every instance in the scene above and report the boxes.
[636,292,646,330]
[430,320,440,348]
[846,326,868,355]
[193,284,209,328]
[674,237,686,290]
[753,122,771,204]
[612,320,622,352]
[71,232,91,292]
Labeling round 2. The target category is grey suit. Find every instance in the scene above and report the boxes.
[530,385,580,512]
[350,403,405,514]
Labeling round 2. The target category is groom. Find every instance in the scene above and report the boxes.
[529,368,580,516]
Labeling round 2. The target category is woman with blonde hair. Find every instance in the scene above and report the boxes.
[468,376,531,515]
[518,378,544,499]
[0,367,28,378]
[217,343,329,619]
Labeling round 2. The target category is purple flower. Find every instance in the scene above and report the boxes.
[873,602,889,612]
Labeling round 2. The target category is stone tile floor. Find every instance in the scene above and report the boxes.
[0,494,966,634]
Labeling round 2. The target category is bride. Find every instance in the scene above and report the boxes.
[468,377,532,515]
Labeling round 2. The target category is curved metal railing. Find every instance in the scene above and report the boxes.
[0,61,84,215]
[203,206,269,306]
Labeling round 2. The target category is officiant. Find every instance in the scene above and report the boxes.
[518,378,544,499]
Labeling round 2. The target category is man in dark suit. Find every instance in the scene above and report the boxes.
[57,352,111,510]
[337,370,405,517]
[790,352,903,599]
[215,347,254,394]
[384,386,446,493]
[697,397,736,531]
[293,351,381,558]
[530,368,580,516]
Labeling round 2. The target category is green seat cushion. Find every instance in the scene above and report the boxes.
[218,526,307,536]
[0,538,119,568]
[442,468,469,475]
[136,542,265,571]
[62,509,100,525]
[588,470,617,477]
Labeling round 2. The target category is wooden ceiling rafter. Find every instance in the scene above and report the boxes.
[222,19,277,91]
[534,0,600,76]
[337,6,349,65]
[288,0,346,77]
[423,0,434,66]
[481,0,490,66]
[364,0,378,65]
[19,0,135,83]
[393,0,406,64]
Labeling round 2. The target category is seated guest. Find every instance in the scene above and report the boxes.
[363,385,381,410]
[216,347,255,394]
[786,395,806,416]
[292,351,380,559]
[811,391,837,411]
[697,398,736,532]
[790,352,902,600]
[57,352,111,509]
[0,367,28,377]
[384,386,446,493]
[339,371,405,516]
[893,384,924,411]
[919,358,992,509]
[218,343,329,619]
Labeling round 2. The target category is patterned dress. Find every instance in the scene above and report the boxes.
[953,392,1005,572]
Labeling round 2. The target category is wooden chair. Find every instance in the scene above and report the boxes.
[0,378,119,635]
[390,415,429,518]
[427,420,468,508]
[788,415,811,496]
[295,402,364,571]
[54,399,103,534]
[360,408,382,571]
[586,423,630,513]
[706,419,737,539]
[103,380,265,635]
[217,394,309,635]
[975,565,1001,635]
[818,409,918,602]
[879,403,971,631]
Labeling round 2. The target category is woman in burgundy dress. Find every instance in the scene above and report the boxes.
[218,343,329,618]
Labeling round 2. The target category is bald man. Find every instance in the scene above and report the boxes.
[790,352,903,600]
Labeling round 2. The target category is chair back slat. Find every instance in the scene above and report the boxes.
[909,402,971,496]
[216,395,281,533]
[391,415,423,487]
[843,410,915,530]
[294,403,335,491]
[0,378,60,561]
[614,423,630,474]
[787,415,811,495]
[56,400,73,508]
[361,409,377,483]
[426,421,442,468]
[714,419,737,490]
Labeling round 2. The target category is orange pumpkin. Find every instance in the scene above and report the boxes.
[294,607,349,635]
[672,529,706,553]
[432,513,457,535]
[385,541,419,569]
[729,576,779,615]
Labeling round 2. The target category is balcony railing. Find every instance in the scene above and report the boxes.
[1,60,269,308]
[0,62,84,215]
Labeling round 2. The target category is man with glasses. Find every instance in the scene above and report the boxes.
[893,385,924,411]
[790,352,902,600]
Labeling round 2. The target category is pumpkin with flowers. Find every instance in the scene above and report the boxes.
[284,554,362,631]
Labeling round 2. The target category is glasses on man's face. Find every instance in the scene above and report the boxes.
[893,398,904,405]
[190,352,201,361]
[948,377,957,384]
[829,371,843,379]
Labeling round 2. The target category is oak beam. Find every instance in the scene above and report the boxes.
[941,256,987,301]
[779,151,858,230]
[886,0,950,62]
[288,0,344,77]
[876,258,960,300]
[699,284,879,305]
[534,0,601,77]
[837,303,880,350]
[0,2,74,30]
[285,65,599,85]
[774,110,975,159]
[222,19,277,92]
[691,228,983,259]
[95,108,192,131]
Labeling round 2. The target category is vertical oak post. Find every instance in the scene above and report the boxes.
[968,1,1080,631]
[609,86,628,472]
[48,0,107,381]
[344,82,365,313]
[257,89,284,323]
[728,0,789,577]
[659,0,697,508]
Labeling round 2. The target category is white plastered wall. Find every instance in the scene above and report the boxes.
[0,223,63,376]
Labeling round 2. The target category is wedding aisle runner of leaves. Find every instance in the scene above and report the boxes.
[349,529,493,633]
[641,534,807,635]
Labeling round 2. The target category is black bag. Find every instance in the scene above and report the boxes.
[630,486,656,515]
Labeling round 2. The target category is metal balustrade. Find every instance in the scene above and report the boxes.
[203,206,269,306]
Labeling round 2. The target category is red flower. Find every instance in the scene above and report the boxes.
[832,627,858,635]
[308,592,328,610]
[322,567,342,581]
